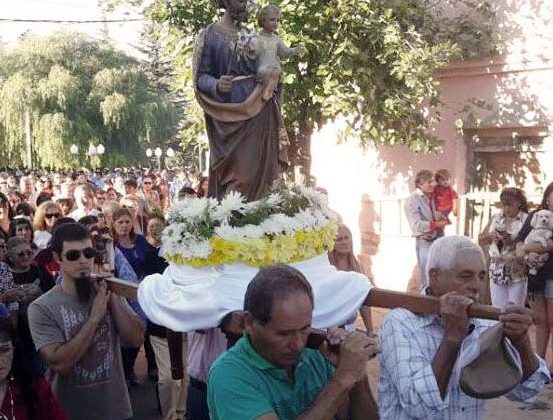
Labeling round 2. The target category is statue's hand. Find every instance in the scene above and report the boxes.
[217,75,233,93]
[295,45,308,57]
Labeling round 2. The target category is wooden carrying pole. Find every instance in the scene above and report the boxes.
[102,279,503,380]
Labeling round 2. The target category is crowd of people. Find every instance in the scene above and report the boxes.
[0,164,550,420]
[0,167,213,420]
[406,168,553,382]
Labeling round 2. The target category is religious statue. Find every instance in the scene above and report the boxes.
[193,0,291,201]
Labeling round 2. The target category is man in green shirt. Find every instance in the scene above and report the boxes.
[208,264,379,419]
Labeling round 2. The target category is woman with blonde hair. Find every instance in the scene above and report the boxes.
[33,201,61,249]
[328,224,374,333]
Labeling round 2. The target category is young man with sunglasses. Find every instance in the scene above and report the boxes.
[28,223,145,420]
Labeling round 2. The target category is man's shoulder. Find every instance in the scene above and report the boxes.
[381,307,432,331]
[30,286,64,308]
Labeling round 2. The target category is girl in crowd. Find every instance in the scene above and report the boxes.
[33,201,62,250]
[0,318,68,419]
[478,187,529,307]
[8,218,38,255]
[55,198,73,218]
[516,182,553,365]
[106,187,119,202]
[0,194,12,241]
[328,224,373,333]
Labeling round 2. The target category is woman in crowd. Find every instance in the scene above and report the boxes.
[7,192,23,213]
[144,215,185,419]
[120,194,148,235]
[112,207,155,385]
[0,318,68,420]
[33,201,61,250]
[516,182,553,366]
[328,223,373,333]
[14,203,34,220]
[156,178,171,213]
[5,237,54,296]
[196,176,209,198]
[0,194,12,241]
[5,236,53,376]
[478,187,529,307]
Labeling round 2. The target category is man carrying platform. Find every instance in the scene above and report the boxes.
[207,264,380,419]
[378,235,550,419]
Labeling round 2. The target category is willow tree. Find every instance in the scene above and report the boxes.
[0,32,180,168]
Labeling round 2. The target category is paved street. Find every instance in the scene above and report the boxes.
[129,351,162,420]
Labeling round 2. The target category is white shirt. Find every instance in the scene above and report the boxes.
[378,308,550,420]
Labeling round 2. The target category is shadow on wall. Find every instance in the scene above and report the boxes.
[494,0,553,60]
[461,72,550,194]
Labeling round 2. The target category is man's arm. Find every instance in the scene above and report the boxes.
[432,293,472,398]
[295,331,379,420]
[500,306,550,401]
[501,306,539,381]
[31,284,110,376]
[348,374,379,420]
[109,295,145,347]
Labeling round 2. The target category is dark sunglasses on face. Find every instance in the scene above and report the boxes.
[64,247,96,261]
[16,250,33,258]
[45,213,60,219]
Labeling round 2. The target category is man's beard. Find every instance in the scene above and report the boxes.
[75,275,93,303]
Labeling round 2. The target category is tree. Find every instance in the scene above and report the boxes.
[0,32,180,168]
[106,0,494,177]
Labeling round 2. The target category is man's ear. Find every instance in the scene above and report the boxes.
[428,268,439,296]
[243,311,254,335]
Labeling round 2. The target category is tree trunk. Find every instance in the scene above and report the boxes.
[24,108,32,169]
[297,107,314,184]
[285,116,313,184]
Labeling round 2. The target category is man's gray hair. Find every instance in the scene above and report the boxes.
[426,235,483,275]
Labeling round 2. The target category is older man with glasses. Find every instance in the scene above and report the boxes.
[28,223,145,420]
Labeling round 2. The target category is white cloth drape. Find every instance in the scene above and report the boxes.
[138,254,372,332]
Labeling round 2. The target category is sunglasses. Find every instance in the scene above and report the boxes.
[16,250,33,258]
[64,247,96,262]
[143,181,152,184]
[45,213,60,219]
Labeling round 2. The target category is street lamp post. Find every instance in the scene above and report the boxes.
[154,147,162,171]
[70,144,79,169]
[87,144,97,170]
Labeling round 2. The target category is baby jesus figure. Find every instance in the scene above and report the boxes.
[255,4,306,100]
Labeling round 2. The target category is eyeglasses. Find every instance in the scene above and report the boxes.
[64,247,96,261]
[45,213,60,219]
[16,250,33,258]
[143,181,152,185]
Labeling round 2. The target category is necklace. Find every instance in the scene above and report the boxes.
[0,377,14,420]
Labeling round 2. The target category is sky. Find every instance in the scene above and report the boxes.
[1,0,146,57]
